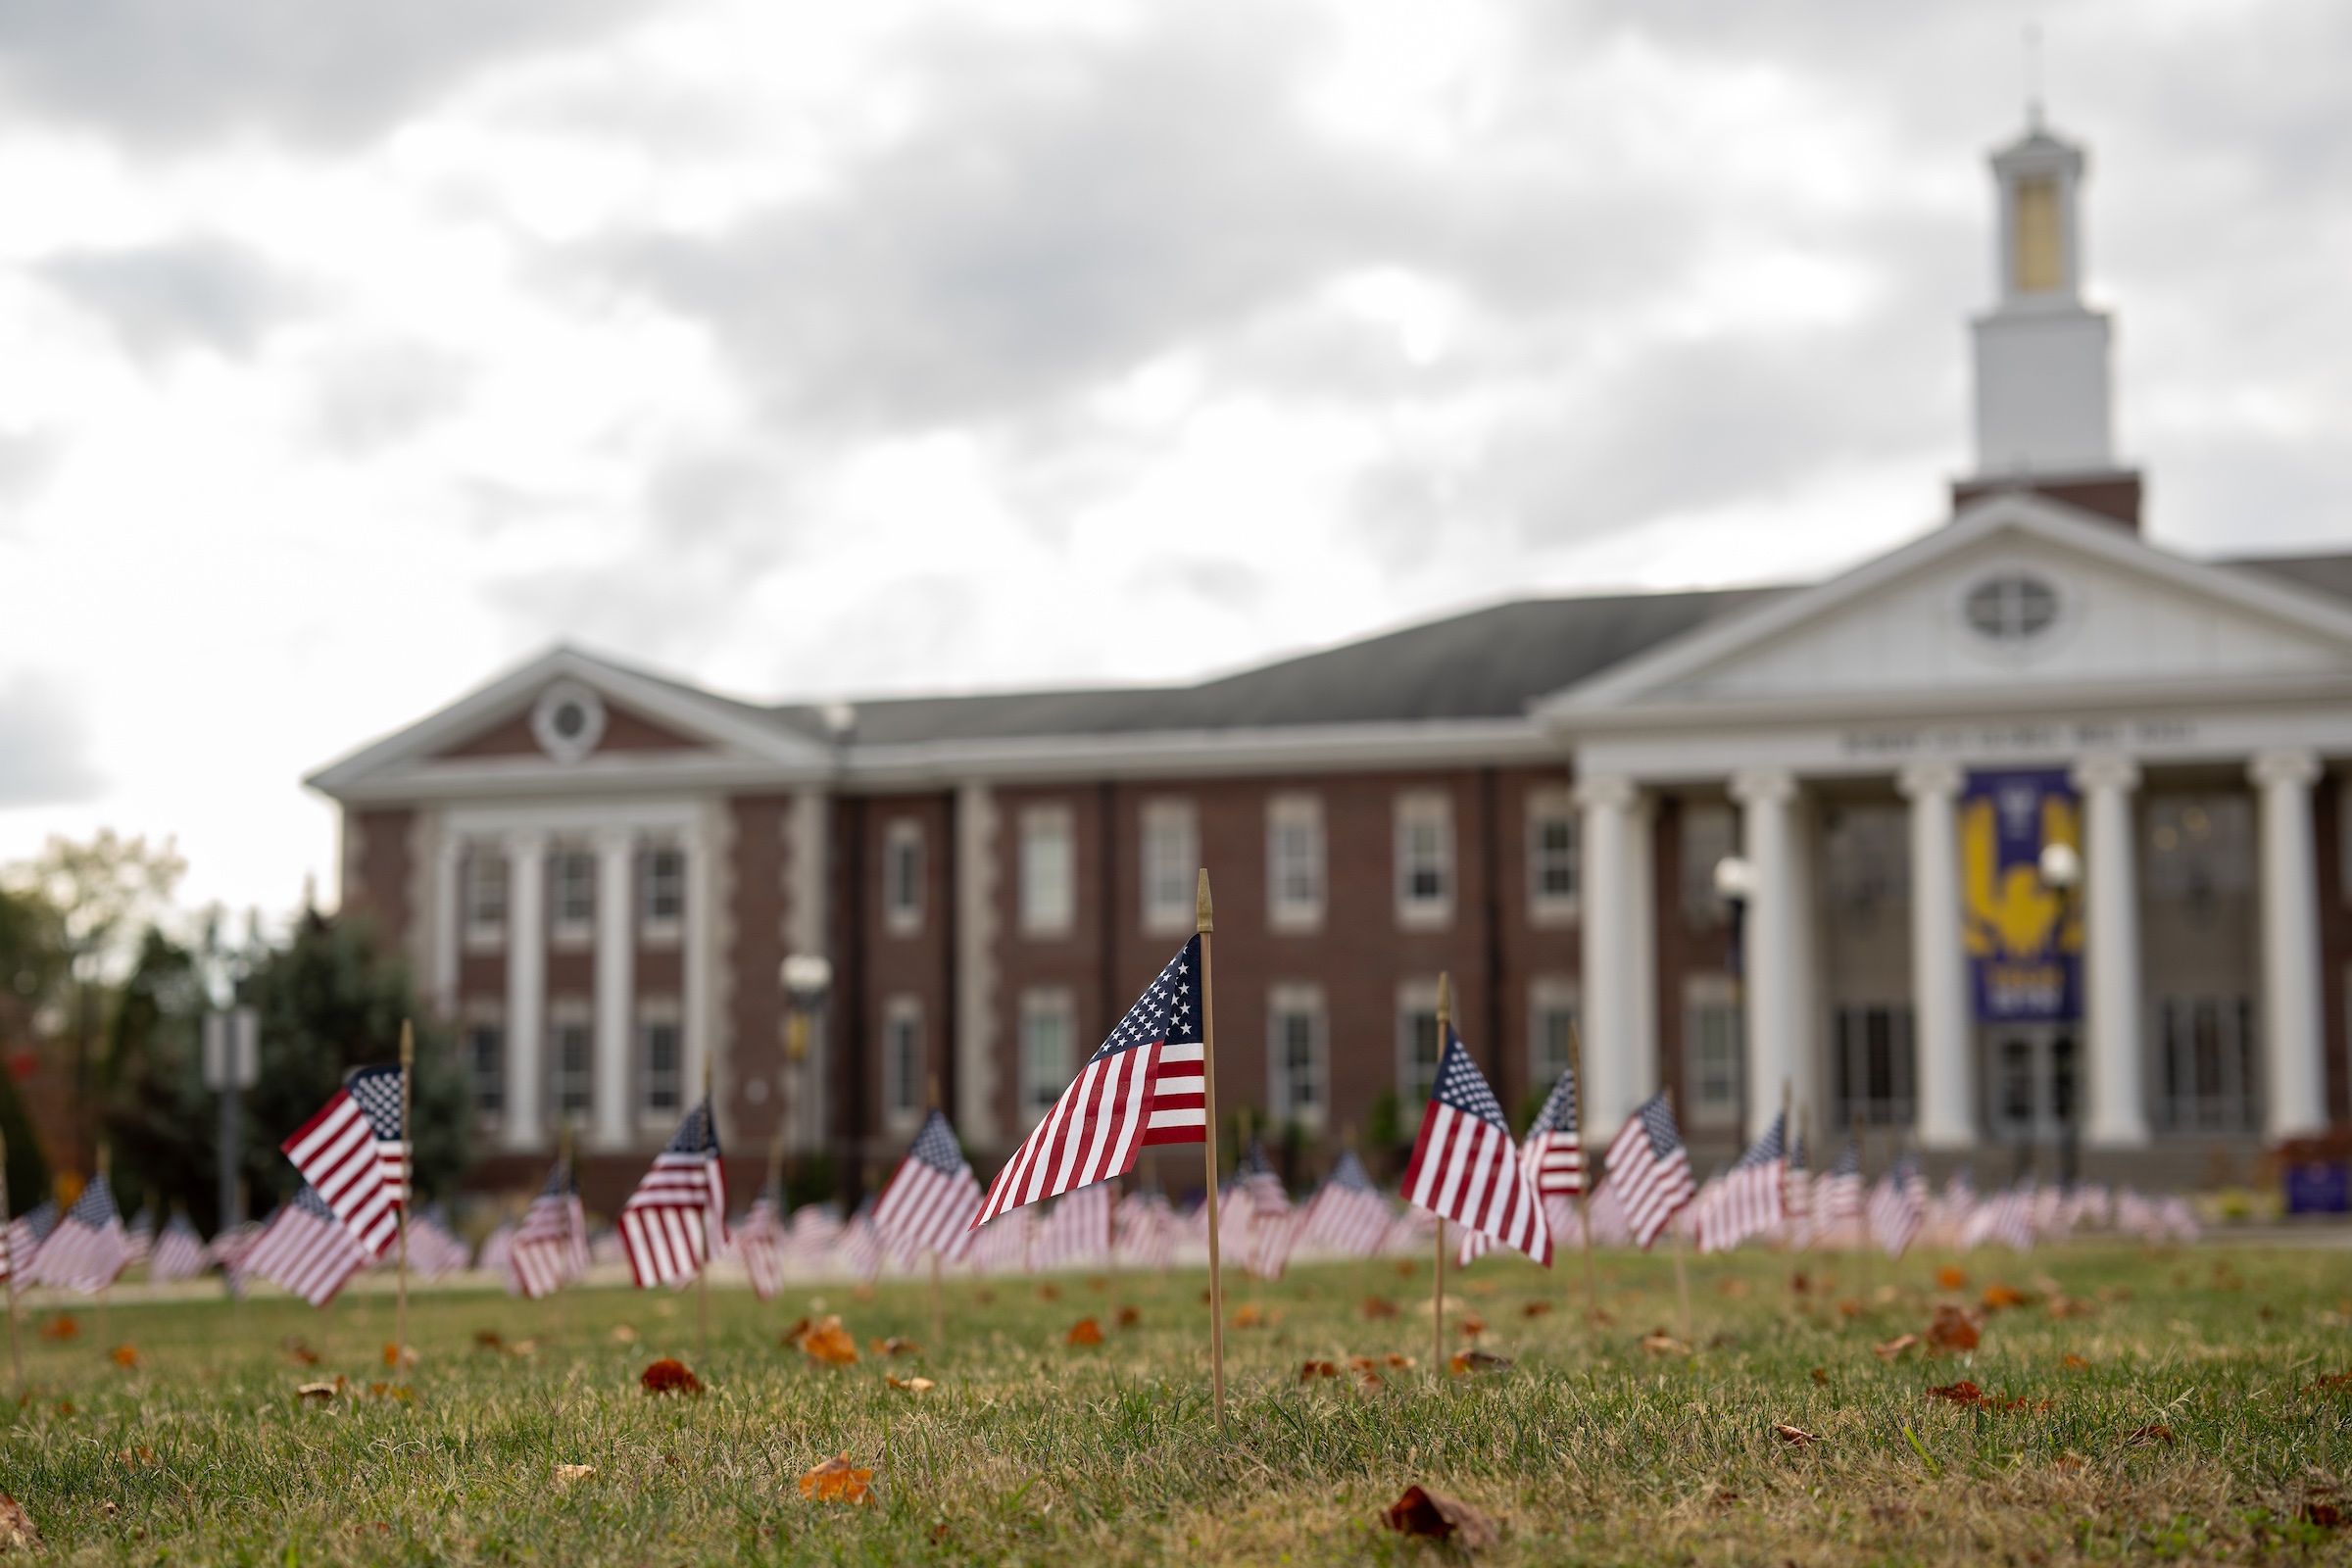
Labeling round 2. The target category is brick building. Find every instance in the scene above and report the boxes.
[309,116,2352,1205]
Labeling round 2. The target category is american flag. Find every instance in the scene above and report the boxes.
[24,1175,130,1293]
[1113,1187,1178,1270]
[1033,1180,1112,1273]
[244,1186,369,1306]
[1379,1204,1438,1257]
[1866,1156,1927,1258]
[968,1204,1033,1274]
[281,1063,406,1257]
[123,1205,154,1267]
[509,1158,588,1299]
[1989,1180,2035,1252]
[1817,1140,1865,1235]
[1781,1130,1813,1247]
[1401,1025,1550,1266]
[0,1199,58,1283]
[206,1218,263,1293]
[1596,1093,1694,1251]
[873,1110,982,1268]
[407,1204,472,1280]
[148,1212,209,1283]
[1696,1112,1787,1255]
[1521,1066,1586,1197]
[974,936,1206,1227]
[1236,1142,1299,1281]
[736,1199,787,1299]
[618,1098,726,1289]
[786,1202,842,1273]
[836,1200,884,1283]
[1297,1152,1392,1258]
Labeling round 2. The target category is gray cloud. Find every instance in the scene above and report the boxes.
[0,0,653,147]
[0,428,56,512]
[39,237,304,360]
[308,340,471,454]
[0,671,100,807]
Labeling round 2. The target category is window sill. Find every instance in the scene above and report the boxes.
[639,921,684,949]
[1394,903,1454,932]
[1528,898,1579,929]
[1268,907,1325,936]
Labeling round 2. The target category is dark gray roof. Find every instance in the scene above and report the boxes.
[2224,552,2352,605]
[783,587,1792,747]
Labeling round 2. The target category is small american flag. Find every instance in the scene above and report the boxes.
[123,1205,155,1267]
[1296,1152,1392,1258]
[1597,1093,1694,1251]
[281,1063,407,1258]
[1521,1066,1586,1198]
[1817,1140,1865,1231]
[1782,1130,1813,1247]
[967,1204,1033,1274]
[872,1109,982,1268]
[1236,1142,1299,1281]
[148,1211,209,1283]
[1867,1156,1927,1258]
[1696,1112,1787,1255]
[0,1199,59,1283]
[510,1159,588,1299]
[733,1199,787,1300]
[974,936,1206,1227]
[1033,1181,1112,1273]
[834,1200,884,1283]
[408,1205,472,1280]
[1113,1187,1177,1270]
[1989,1180,2036,1253]
[25,1175,130,1293]
[1401,1025,1550,1266]
[619,1098,726,1289]
[244,1186,368,1307]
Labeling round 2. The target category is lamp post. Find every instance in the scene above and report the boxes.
[1713,854,1758,1124]
[2036,840,2082,1184]
[778,954,833,1178]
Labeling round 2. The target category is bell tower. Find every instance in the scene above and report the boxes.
[1951,112,2142,527]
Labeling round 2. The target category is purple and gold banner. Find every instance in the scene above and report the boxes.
[1960,769,2082,1022]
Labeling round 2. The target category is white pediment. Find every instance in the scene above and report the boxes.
[307,645,835,803]
[1542,498,2352,720]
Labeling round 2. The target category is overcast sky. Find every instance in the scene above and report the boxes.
[0,0,2347,923]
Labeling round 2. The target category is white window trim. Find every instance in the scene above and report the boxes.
[1019,988,1077,1126]
[549,847,595,950]
[883,819,924,938]
[1526,787,1579,927]
[1528,975,1580,1091]
[1266,793,1326,934]
[882,995,925,1131]
[1266,982,1327,1132]
[1396,976,1442,1103]
[462,850,508,954]
[639,844,685,950]
[548,997,595,1119]
[637,995,684,1123]
[1140,798,1200,937]
[1682,972,1742,1131]
[1019,806,1077,939]
[1394,792,1455,930]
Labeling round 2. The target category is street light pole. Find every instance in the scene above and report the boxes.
[203,1007,258,1230]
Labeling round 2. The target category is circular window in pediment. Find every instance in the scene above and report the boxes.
[1963,571,2062,644]
[531,680,607,763]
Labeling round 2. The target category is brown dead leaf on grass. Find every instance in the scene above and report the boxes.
[1361,1297,1398,1320]
[110,1345,140,1368]
[886,1375,935,1394]
[1521,1300,1552,1318]
[381,1343,420,1368]
[1936,1266,1968,1290]
[1232,1302,1264,1328]
[1114,1304,1141,1328]
[472,1331,505,1351]
[799,1454,874,1505]
[2062,1353,2091,1371]
[868,1337,920,1357]
[295,1379,344,1404]
[639,1358,703,1396]
[1928,1304,1983,1352]
[801,1317,858,1365]
[1641,1331,1691,1357]
[1774,1423,1822,1448]
[1299,1360,1342,1382]
[1716,1277,1750,1298]
[1981,1284,2031,1310]
[1873,1334,1920,1360]
[1066,1318,1104,1347]
[1449,1350,1511,1375]
[1037,1283,1060,1301]
[554,1464,595,1488]
[1381,1486,1497,1549]
[2126,1424,2175,1447]
[2047,1295,2097,1319]
[610,1323,639,1345]
[1456,1314,1487,1339]
[37,1315,76,1341]
[283,1338,319,1365]
[0,1494,37,1550]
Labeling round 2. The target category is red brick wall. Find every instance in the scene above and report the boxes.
[727,796,792,1150]
[344,808,414,951]
[851,793,956,1181]
[2318,773,2349,1126]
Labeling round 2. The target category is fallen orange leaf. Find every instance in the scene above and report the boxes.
[1640,1331,1691,1357]
[868,1337,920,1357]
[2126,1423,2174,1446]
[555,1464,595,1487]
[1232,1303,1263,1329]
[1927,1380,1985,1405]
[799,1453,874,1505]
[0,1494,39,1551]
[640,1358,704,1396]
[109,1345,139,1369]
[1300,1360,1342,1382]
[1381,1486,1496,1549]
[1457,1314,1488,1339]
[779,1316,811,1348]
[610,1323,639,1345]
[37,1316,76,1342]
[1037,1284,1061,1302]
[1981,1284,2030,1311]
[1066,1318,1104,1347]
[1936,1266,1968,1290]
[1449,1349,1511,1374]
[802,1317,859,1366]
[1927,1304,1982,1352]
[1114,1304,1141,1328]
[1521,1300,1552,1318]
[1361,1297,1398,1320]
[1873,1334,1920,1360]
[2062,1353,2091,1371]
[886,1375,935,1394]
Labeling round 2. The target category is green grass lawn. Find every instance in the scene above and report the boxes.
[5,1242,2352,1564]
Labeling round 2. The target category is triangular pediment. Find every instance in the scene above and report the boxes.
[1539,498,2352,720]
[307,646,833,801]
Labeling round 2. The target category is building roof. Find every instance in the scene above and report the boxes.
[774,586,1793,747]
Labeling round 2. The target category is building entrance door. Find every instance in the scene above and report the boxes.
[1984,1025,2080,1149]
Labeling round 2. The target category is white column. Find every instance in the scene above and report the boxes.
[502,831,547,1152]
[682,816,714,1121]
[1576,774,1640,1131]
[1786,792,1821,1124]
[956,781,1001,1146]
[592,829,635,1151]
[2251,749,2327,1141]
[2073,756,2148,1147]
[1732,769,1798,1140]
[1900,762,1974,1148]
[432,831,462,1018]
[1628,793,1659,1109]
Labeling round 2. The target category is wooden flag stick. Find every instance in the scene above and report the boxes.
[1798,1103,1815,1255]
[0,1126,19,1394]
[1196,869,1227,1436]
[394,1021,414,1369]
[96,1144,112,1352]
[763,1124,787,1339]
[925,1074,945,1352]
[1433,972,1451,1378]
[1566,1019,1596,1323]
[1666,1087,1691,1343]
[1779,1077,1793,1254]
[699,1051,714,1368]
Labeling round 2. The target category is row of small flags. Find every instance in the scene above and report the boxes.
[0,916,2208,1312]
